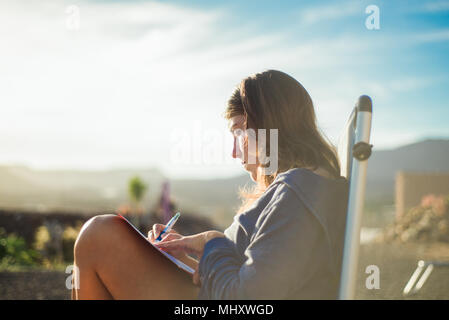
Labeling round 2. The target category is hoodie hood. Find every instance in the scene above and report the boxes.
[271,168,349,277]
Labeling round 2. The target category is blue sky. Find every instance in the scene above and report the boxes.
[0,0,448,179]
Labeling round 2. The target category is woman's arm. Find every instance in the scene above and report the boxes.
[155,231,225,257]
[154,230,225,283]
[179,255,199,271]
[174,231,224,272]
[197,186,325,299]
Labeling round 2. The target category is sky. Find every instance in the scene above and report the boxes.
[0,0,448,179]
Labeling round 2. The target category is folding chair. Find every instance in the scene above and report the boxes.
[402,260,449,296]
[337,95,373,300]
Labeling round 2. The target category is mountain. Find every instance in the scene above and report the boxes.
[366,139,449,201]
[0,139,448,221]
[171,174,252,219]
[0,164,252,224]
[0,165,166,213]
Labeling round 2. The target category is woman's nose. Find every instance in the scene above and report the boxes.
[232,137,242,159]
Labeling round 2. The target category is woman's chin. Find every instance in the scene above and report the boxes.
[249,172,257,182]
[242,164,258,182]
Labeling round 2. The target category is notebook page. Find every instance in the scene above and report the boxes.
[118,215,195,274]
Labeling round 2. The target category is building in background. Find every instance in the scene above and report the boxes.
[395,171,449,219]
[157,181,175,224]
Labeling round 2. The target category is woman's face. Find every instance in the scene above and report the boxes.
[230,115,258,182]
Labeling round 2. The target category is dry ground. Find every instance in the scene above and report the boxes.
[1,242,448,300]
[0,269,70,300]
[355,241,449,299]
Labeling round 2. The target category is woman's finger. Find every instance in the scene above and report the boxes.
[149,229,180,243]
[151,223,180,241]
[147,230,154,242]
[152,224,165,240]
[155,223,179,234]
[193,269,200,286]
[155,239,188,255]
[155,238,182,248]
[159,233,182,243]
[156,236,200,256]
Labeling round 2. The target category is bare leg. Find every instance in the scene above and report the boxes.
[73,214,200,300]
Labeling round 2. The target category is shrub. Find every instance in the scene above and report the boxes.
[380,193,449,243]
[62,225,81,262]
[0,228,41,268]
[33,222,81,264]
[34,225,51,251]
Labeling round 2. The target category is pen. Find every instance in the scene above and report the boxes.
[155,212,181,242]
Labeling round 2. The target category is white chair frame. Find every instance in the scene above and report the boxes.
[337,95,373,300]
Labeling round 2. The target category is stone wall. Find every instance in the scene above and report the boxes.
[395,171,449,219]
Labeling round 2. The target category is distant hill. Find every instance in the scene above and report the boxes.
[0,166,166,214]
[366,139,449,201]
[171,174,252,224]
[0,139,448,224]
[0,164,252,225]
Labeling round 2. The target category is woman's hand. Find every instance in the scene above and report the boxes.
[148,223,181,243]
[148,224,201,282]
[148,224,185,260]
[154,230,225,285]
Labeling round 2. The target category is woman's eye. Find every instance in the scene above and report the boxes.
[236,137,245,156]
[233,128,246,138]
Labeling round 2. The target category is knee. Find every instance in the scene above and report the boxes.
[74,214,125,259]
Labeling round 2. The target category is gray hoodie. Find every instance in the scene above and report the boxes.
[197,168,349,299]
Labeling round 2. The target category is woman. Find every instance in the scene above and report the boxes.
[73,70,349,300]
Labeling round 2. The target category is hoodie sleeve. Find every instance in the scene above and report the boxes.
[197,184,324,299]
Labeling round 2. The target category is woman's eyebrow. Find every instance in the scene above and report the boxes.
[230,123,239,132]
[230,122,244,132]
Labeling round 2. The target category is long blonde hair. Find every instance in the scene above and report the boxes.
[225,70,341,213]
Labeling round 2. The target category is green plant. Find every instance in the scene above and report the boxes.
[34,225,50,251]
[128,176,148,205]
[127,176,148,229]
[62,225,81,262]
[0,228,41,268]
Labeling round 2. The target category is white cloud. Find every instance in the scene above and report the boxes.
[361,77,436,99]
[412,29,449,43]
[297,2,361,25]
[0,0,443,178]
[422,1,449,12]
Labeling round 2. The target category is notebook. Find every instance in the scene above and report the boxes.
[117,214,195,275]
